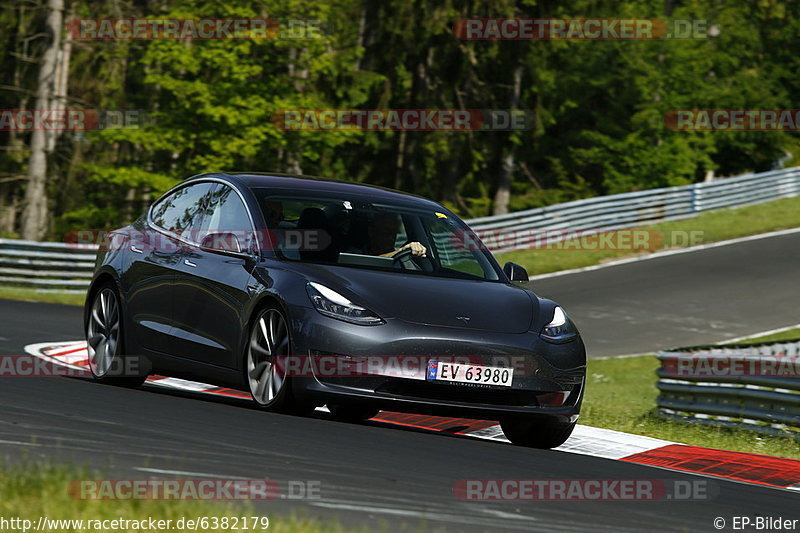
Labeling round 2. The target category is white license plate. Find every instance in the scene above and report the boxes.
[426,361,513,387]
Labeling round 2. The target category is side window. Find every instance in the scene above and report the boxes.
[151,182,215,240]
[427,218,496,280]
[199,185,254,250]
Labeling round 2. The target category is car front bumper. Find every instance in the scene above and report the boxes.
[288,305,586,422]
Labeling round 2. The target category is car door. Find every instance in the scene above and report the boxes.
[122,181,214,354]
[170,183,258,369]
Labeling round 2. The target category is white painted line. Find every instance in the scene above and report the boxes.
[464,423,679,461]
[23,341,90,373]
[592,352,654,360]
[0,439,41,447]
[719,324,800,344]
[477,508,539,522]
[593,323,800,360]
[555,424,677,460]
[527,226,800,281]
[309,501,497,525]
[146,377,217,392]
[135,467,252,479]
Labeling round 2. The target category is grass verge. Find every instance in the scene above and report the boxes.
[497,195,800,275]
[582,327,800,460]
[0,286,85,307]
[0,462,361,533]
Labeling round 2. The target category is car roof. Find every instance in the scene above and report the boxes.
[187,172,445,209]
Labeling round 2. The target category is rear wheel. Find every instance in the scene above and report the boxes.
[85,283,147,387]
[328,404,380,422]
[246,305,313,414]
[500,417,575,449]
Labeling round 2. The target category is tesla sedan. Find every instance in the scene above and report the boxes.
[84,172,586,448]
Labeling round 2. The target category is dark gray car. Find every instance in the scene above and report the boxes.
[84,172,586,448]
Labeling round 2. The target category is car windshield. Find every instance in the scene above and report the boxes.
[255,189,501,281]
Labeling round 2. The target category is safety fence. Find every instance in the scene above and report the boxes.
[1,165,799,291]
[466,166,800,252]
[0,239,97,293]
[656,339,800,439]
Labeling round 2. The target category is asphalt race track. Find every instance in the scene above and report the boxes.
[1,231,799,531]
[533,230,800,357]
[2,373,799,532]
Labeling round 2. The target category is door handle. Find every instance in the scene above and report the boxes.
[130,244,143,254]
[183,259,197,268]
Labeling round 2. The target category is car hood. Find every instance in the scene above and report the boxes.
[290,263,537,334]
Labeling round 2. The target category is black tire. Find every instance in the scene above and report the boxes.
[245,304,314,415]
[500,417,576,449]
[85,282,147,388]
[328,404,380,422]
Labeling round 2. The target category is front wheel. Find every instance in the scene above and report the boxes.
[246,305,313,414]
[85,284,147,388]
[500,417,576,449]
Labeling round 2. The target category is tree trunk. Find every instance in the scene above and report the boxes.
[48,4,71,153]
[21,0,64,241]
[492,63,523,216]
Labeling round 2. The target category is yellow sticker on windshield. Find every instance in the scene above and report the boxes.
[435,212,447,219]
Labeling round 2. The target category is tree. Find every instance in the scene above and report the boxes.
[21,0,63,240]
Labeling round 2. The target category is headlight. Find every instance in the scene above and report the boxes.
[306,282,384,326]
[539,306,578,343]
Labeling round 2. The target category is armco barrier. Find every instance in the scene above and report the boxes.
[1,165,799,292]
[656,339,800,439]
[0,238,97,293]
[466,166,800,252]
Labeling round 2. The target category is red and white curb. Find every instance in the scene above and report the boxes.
[22,340,800,493]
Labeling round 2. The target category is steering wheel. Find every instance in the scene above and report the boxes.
[392,247,421,270]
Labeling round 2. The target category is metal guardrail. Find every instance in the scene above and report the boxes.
[0,239,97,293]
[656,340,800,439]
[466,166,800,252]
[1,165,799,292]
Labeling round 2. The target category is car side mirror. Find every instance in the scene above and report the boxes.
[503,262,529,283]
[200,232,243,254]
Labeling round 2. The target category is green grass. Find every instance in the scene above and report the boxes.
[0,286,86,306]
[582,328,800,459]
[497,195,800,275]
[732,327,800,344]
[0,462,366,533]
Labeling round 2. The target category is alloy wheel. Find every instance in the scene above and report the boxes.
[247,308,290,406]
[87,287,120,378]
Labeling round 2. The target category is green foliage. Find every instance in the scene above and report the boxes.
[1,0,799,237]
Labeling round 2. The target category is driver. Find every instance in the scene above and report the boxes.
[361,212,427,258]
